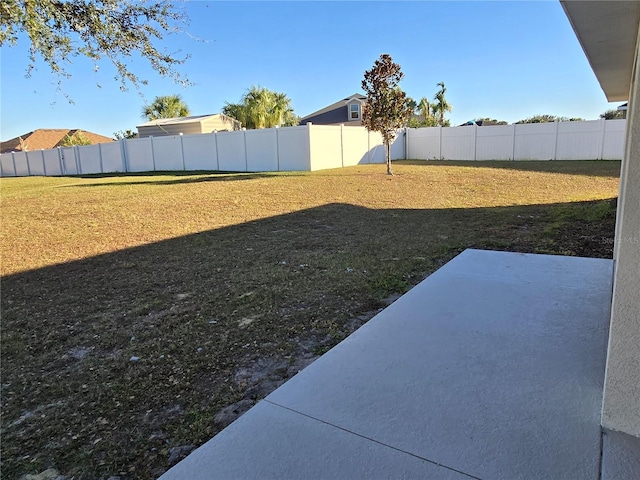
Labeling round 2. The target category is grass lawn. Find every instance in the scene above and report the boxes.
[1,160,620,478]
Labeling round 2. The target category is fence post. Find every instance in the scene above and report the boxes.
[340,124,344,167]
[275,126,281,172]
[98,143,104,174]
[512,124,517,161]
[439,126,443,160]
[75,146,81,174]
[119,139,129,172]
[473,124,478,161]
[57,147,64,175]
[306,122,312,170]
[213,131,220,171]
[243,128,248,172]
[598,118,607,160]
[11,152,17,177]
[41,149,47,176]
[404,127,409,160]
[25,151,32,176]
[180,133,186,171]
[553,120,560,160]
[367,129,371,164]
[150,136,156,171]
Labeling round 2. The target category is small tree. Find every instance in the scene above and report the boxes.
[60,130,92,146]
[516,114,583,124]
[476,118,508,126]
[600,109,625,120]
[361,54,413,175]
[114,129,137,139]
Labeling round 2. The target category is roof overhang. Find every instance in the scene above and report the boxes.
[561,0,640,101]
[344,95,366,105]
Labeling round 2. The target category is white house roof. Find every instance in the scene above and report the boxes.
[561,0,640,101]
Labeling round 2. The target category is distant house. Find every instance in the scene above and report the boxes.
[299,93,424,127]
[617,102,628,119]
[136,114,241,138]
[1,129,114,154]
[299,94,367,126]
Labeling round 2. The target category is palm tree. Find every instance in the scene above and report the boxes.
[141,94,190,121]
[433,82,452,126]
[222,86,297,129]
[418,96,438,126]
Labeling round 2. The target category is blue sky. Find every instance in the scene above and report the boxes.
[0,0,621,141]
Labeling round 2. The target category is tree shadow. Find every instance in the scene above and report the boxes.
[67,170,301,187]
[396,159,622,178]
[0,199,616,478]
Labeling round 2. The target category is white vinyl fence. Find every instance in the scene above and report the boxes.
[0,124,402,177]
[406,119,626,161]
[0,119,625,178]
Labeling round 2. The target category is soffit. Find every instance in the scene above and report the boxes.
[561,0,640,101]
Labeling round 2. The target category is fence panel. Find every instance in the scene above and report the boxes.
[277,126,310,171]
[1,120,626,178]
[476,125,515,160]
[341,126,369,166]
[514,123,556,160]
[556,120,602,160]
[126,138,154,172]
[43,149,63,175]
[217,131,247,172]
[310,125,342,170]
[12,152,29,176]
[367,131,386,164]
[0,154,17,176]
[77,144,103,174]
[152,136,184,171]
[182,133,218,170]
[60,147,78,174]
[442,125,476,160]
[603,119,626,159]
[246,129,279,172]
[390,131,405,160]
[25,151,45,175]
[407,127,440,159]
[100,142,125,173]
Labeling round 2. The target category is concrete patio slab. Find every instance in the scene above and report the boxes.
[602,429,640,480]
[160,249,619,480]
[160,400,473,480]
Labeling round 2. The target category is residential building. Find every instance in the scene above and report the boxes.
[299,94,367,126]
[136,114,241,138]
[1,129,113,154]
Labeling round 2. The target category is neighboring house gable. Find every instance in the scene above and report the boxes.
[0,129,114,154]
[299,94,367,126]
[136,114,241,138]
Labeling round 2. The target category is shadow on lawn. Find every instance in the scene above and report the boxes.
[0,199,616,479]
[71,170,300,187]
[397,159,622,178]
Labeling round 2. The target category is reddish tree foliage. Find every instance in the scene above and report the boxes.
[361,54,413,175]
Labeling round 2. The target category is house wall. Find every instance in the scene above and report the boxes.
[346,101,363,126]
[138,122,203,138]
[200,116,240,133]
[601,28,640,437]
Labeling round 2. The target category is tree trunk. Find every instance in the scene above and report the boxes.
[386,141,393,175]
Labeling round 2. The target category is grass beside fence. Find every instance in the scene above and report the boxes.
[1,160,620,478]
